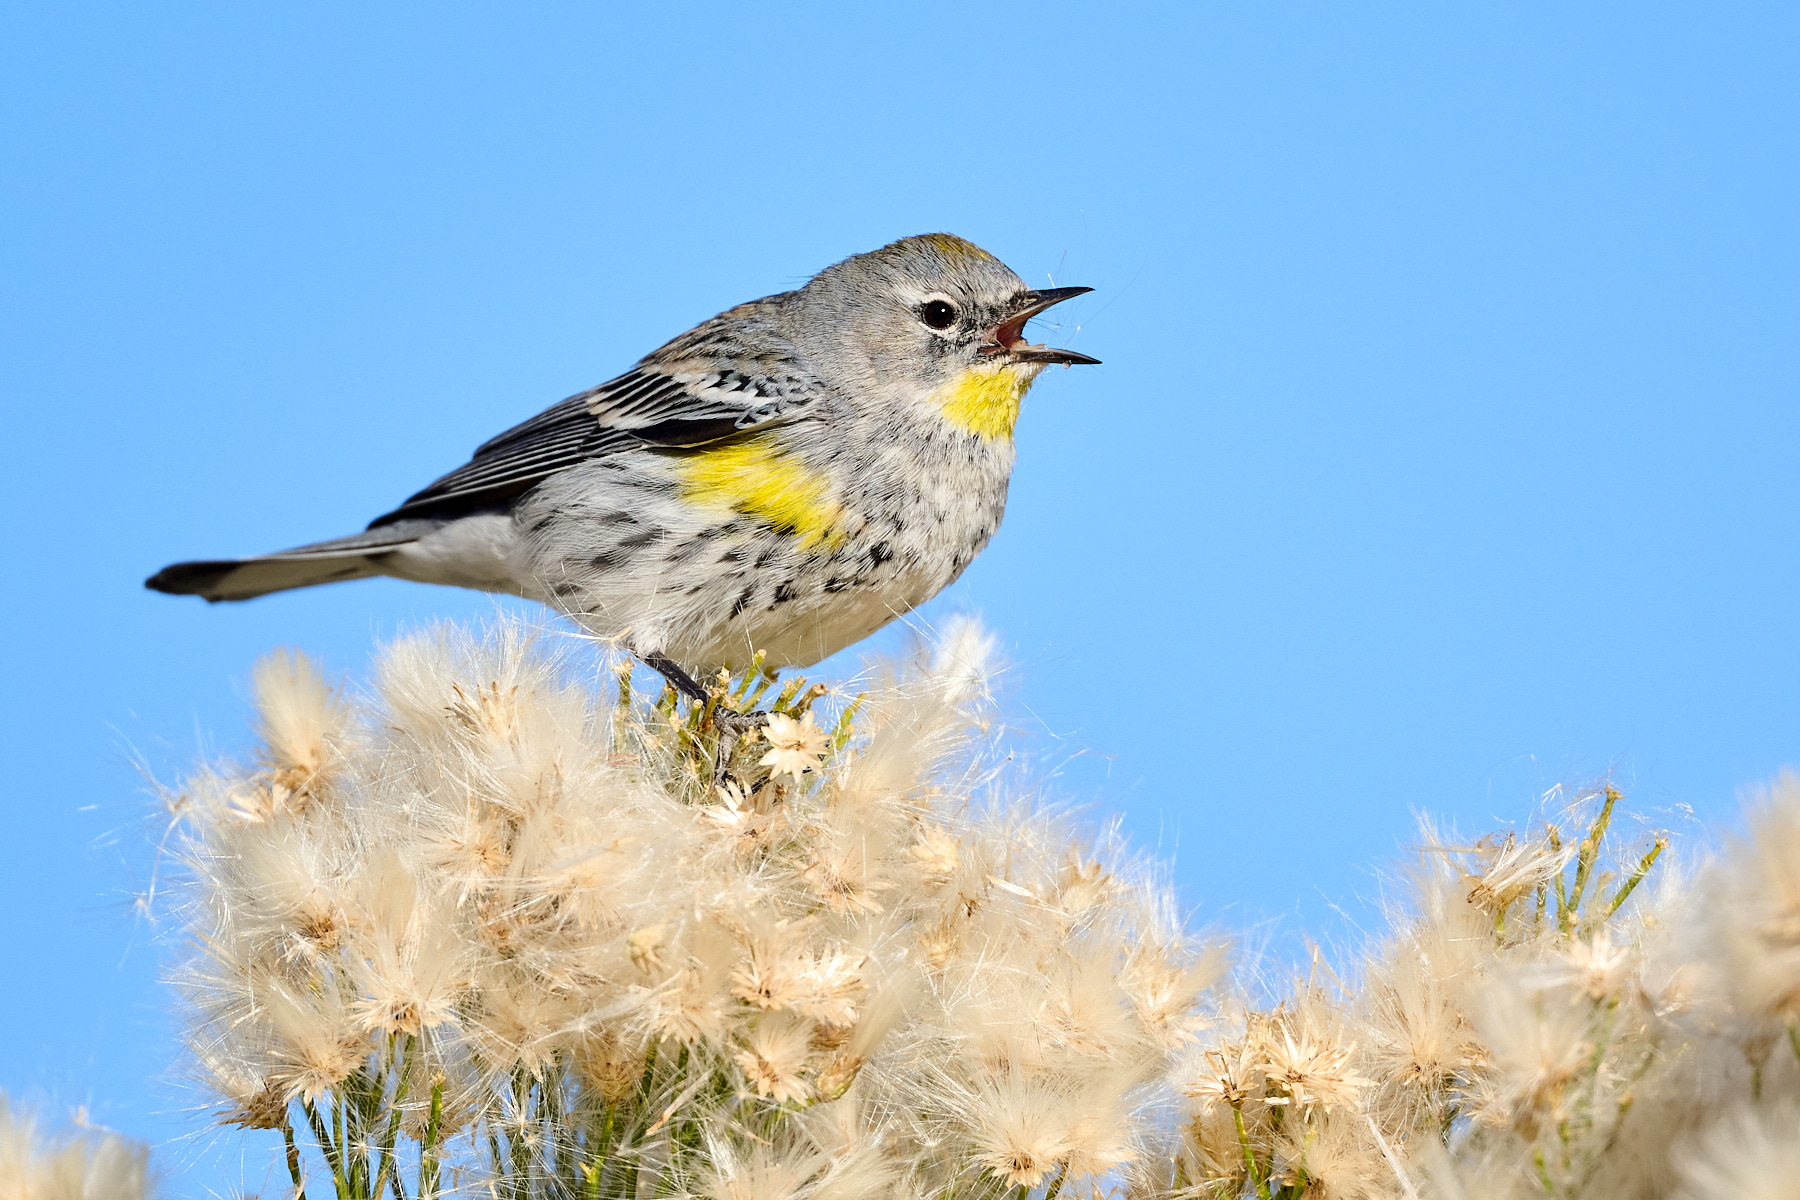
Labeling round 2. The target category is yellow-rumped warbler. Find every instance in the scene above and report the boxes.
[148,234,1097,700]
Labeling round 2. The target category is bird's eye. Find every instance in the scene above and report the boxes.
[920,300,957,330]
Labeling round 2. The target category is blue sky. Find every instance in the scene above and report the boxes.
[3,3,1796,1193]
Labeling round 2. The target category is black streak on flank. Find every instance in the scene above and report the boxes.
[617,528,659,550]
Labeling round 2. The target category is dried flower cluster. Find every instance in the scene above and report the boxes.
[166,618,1220,1199]
[160,617,1800,1200]
[1168,779,1800,1200]
[0,1093,152,1199]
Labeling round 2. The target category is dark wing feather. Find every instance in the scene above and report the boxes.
[367,365,819,527]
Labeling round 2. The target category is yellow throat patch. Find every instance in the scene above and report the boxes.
[678,437,845,551]
[933,365,1035,440]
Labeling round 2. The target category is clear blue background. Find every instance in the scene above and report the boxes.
[3,4,1796,1194]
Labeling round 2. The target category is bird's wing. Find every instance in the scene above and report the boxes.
[367,363,821,526]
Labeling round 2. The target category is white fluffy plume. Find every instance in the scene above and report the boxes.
[167,616,1220,1199]
[153,619,1800,1200]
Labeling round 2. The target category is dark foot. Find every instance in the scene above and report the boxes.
[714,708,769,737]
[638,653,771,780]
[711,708,770,782]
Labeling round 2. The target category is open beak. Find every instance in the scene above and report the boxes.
[982,286,1100,366]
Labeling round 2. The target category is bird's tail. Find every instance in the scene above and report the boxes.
[145,522,437,603]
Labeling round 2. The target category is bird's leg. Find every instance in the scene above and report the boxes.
[640,652,710,705]
[638,652,767,779]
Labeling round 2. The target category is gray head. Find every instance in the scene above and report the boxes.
[783,234,1097,402]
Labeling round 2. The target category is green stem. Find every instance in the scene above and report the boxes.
[614,663,633,754]
[544,1056,574,1189]
[621,1141,640,1200]
[731,651,768,704]
[654,1046,693,1198]
[830,694,865,752]
[419,1076,444,1200]
[488,1129,511,1200]
[793,682,826,717]
[1533,1146,1555,1196]
[744,663,780,712]
[1548,826,1570,931]
[1291,1126,1314,1196]
[303,1098,348,1200]
[620,1043,658,1200]
[1609,839,1666,916]
[584,1104,613,1200]
[700,681,722,731]
[335,1092,353,1197]
[1232,1103,1270,1200]
[1570,788,1620,924]
[282,1114,304,1198]
[1042,1163,1068,1200]
[512,1066,532,1198]
[770,677,805,714]
[370,1035,418,1200]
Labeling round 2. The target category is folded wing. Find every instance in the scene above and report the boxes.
[367,363,820,527]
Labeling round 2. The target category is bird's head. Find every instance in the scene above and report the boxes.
[788,234,1097,438]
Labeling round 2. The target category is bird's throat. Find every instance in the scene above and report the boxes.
[933,365,1036,440]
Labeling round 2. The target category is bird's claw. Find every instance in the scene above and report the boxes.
[713,708,768,737]
[711,707,768,782]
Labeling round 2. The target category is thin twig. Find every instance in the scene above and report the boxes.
[302,1098,348,1200]
[1609,838,1667,916]
[282,1115,304,1199]
[370,1035,418,1200]
[1570,787,1620,923]
[420,1075,444,1200]
[1232,1103,1270,1200]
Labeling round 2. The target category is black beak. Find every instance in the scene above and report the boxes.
[983,286,1100,366]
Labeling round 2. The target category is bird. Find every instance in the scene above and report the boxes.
[147,233,1098,703]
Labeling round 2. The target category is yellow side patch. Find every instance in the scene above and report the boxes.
[678,437,845,551]
[933,366,1035,440]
